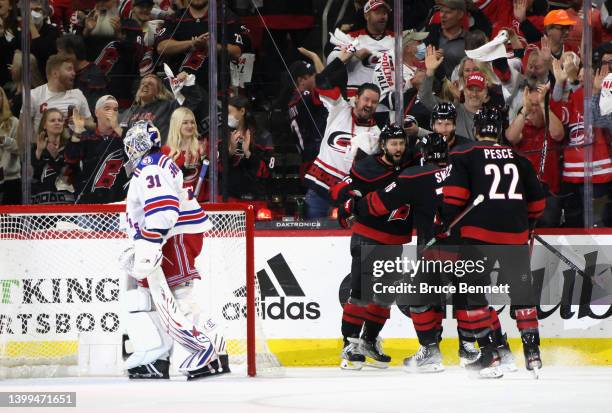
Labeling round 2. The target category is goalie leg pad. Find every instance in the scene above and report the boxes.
[122,287,173,370]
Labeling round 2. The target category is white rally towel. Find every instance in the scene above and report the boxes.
[163,63,196,105]
[599,73,612,116]
[372,51,395,98]
[465,30,509,62]
[329,28,360,53]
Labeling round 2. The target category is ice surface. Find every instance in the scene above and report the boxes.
[2,366,611,413]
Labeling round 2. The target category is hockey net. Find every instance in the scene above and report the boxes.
[0,203,281,378]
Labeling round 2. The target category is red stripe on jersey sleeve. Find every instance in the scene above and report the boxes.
[461,226,529,245]
[366,192,390,217]
[444,196,467,207]
[443,185,470,200]
[329,180,350,203]
[527,199,546,218]
[314,87,342,101]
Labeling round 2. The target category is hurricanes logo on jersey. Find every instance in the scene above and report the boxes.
[388,204,410,221]
[327,131,353,153]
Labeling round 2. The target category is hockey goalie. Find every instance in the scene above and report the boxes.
[119,120,229,380]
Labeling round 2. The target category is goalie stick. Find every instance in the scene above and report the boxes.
[424,194,485,249]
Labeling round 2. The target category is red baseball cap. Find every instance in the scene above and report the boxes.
[364,0,391,14]
[466,72,486,90]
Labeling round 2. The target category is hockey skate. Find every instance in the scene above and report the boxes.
[186,354,231,380]
[340,337,365,370]
[360,336,391,368]
[497,334,518,373]
[458,339,480,367]
[521,331,542,379]
[128,359,170,379]
[403,343,444,373]
[464,346,503,379]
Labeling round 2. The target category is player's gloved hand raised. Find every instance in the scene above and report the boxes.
[131,239,163,280]
[337,197,356,229]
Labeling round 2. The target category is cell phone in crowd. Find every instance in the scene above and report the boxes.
[67,105,75,118]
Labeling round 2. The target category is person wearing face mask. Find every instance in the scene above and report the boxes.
[401,29,429,91]
[29,0,60,80]
[304,47,382,219]
[31,108,75,204]
[223,95,273,202]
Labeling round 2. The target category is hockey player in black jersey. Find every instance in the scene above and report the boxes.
[430,102,471,149]
[441,106,546,378]
[331,124,413,370]
[351,132,450,373]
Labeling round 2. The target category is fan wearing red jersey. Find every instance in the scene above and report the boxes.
[442,106,546,378]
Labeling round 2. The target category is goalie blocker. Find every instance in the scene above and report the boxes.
[120,120,228,379]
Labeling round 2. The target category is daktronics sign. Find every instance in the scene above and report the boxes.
[0,277,120,335]
[222,254,321,320]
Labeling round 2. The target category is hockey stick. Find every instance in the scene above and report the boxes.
[193,159,210,199]
[424,194,485,249]
[533,233,586,278]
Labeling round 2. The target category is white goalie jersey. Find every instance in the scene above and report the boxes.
[126,152,212,243]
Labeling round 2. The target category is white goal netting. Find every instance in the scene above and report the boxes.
[0,205,280,378]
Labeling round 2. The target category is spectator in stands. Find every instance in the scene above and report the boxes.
[424,0,492,80]
[541,10,578,59]
[419,45,490,140]
[119,72,203,142]
[50,0,74,32]
[0,86,19,205]
[81,0,122,60]
[304,48,381,218]
[161,107,207,199]
[29,0,60,79]
[5,50,44,117]
[57,34,109,113]
[557,46,612,227]
[402,62,432,138]
[0,0,19,88]
[65,95,128,204]
[505,83,565,226]
[31,108,75,204]
[327,0,394,100]
[23,53,93,135]
[286,49,327,177]
[224,95,272,201]
[155,0,244,90]
[401,29,429,90]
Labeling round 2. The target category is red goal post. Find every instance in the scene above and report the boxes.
[0,203,268,378]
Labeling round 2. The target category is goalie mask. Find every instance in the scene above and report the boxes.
[474,106,504,142]
[378,124,407,165]
[417,132,448,164]
[124,120,162,168]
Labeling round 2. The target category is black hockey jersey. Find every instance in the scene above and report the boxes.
[64,130,129,204]
[288,89,327,162]
[357,162,449,245]
[30,145,75,204]
[332,153,414,244]
[442,141,546,245]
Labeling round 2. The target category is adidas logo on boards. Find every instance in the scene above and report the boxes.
[222,254,321,320]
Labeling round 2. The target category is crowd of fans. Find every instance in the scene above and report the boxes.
[0,0,611,227]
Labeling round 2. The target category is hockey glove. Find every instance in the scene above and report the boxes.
[338,197,357,229]
[132,239,163,280]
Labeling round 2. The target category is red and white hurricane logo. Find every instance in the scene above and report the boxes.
[327,131,353,153]
[388,205,410,221]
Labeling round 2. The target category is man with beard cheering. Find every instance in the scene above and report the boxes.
[330,124,413,370]
[304,47,382,218]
